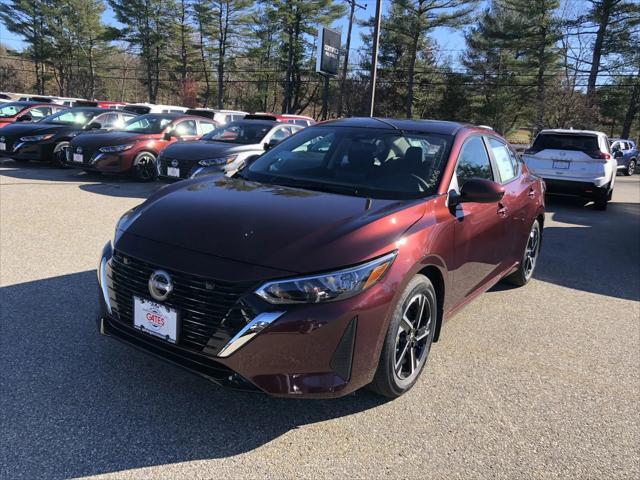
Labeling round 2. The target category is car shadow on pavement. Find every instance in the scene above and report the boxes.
[0,158,166,199]
[530,196,640,301]
[1,271,388,480]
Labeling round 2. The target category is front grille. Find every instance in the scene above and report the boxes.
[108,250,256,355]
[159,157,193,178]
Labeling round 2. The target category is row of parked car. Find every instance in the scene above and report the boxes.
[0,96,316,181]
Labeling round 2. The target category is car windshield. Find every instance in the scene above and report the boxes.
[202,122,272,144]
[121,114,174,133]
[0,103,27,118]
[532,133,599,152]
[244,126,452,200]
[41,109,97,125]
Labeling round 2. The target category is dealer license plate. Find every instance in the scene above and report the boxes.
[552,160,570,169]
[133,296,178,343]
[167,166,180,177]
[73,153,83,163]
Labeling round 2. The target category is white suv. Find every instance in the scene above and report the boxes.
[522,129,616,210]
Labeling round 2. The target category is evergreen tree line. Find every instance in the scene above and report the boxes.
[0,0,638,140]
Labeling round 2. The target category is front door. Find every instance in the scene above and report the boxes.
[450,135,510,303]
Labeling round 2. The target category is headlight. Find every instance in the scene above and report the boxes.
[19,133,54,141]
[255,251,397,304]
[113,206,142,245]
[99,144,134,153]
[198,155,237,167]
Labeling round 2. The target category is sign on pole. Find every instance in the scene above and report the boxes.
[316,27,341,77]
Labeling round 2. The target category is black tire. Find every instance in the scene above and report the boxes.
[369,275,437,398]
[624,160,636,176]
[50,141,70,168]
[594,187,610,210]
[505,219,541,286]
[132,151,158,182]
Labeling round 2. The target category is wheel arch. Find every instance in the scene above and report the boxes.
[416,265,445,343]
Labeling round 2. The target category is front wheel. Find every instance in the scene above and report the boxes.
[50,141,70,168]
[624,160,636,176]
[369,275,437,398]
[505,219,541,286]
[132,152,158,182]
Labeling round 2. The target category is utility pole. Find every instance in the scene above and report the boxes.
[369,0,382,117]
[338,0,367,118]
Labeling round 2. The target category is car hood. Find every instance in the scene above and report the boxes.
[122,175,426,274]
[0,122,70,138]
[71,131,158,148]
[162,140,261,161]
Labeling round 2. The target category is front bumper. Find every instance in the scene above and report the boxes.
[8,140,53,161]
[66,148,135,173]
[97,239,394,398]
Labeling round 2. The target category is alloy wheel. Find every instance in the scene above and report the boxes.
[524,222,540,279]
[135,153,157,181]
[394,293,432,381]
[629,160,636,176]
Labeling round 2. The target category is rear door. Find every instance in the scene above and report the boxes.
[450,135,511,302]
[523,132,608,181]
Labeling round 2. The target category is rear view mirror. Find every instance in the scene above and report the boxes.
[16,114,32,122]
[453,178,505,205]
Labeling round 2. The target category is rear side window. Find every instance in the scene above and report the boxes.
[30,106,52,118]
[531,133,599,154]
[489,138,517,183]
[456,136,493,186]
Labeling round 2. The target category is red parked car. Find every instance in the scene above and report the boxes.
[0,101,65,128]
[66,113,217,181]
[97,118,545,398]
[253,112,315,127]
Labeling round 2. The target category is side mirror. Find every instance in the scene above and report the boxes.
[16,114,32,122]
[264,138,280,151]
[614,150,624,159]
[85,122,101,130]
[452,178,505,205]
[163,130,174,141]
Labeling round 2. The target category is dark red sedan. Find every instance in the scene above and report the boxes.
[0,101,64,128]
[67,113,217,181]
[98,118,545,398]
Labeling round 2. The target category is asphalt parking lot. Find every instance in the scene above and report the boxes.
[1,159,639,480]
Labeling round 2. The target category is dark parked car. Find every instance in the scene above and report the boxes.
[98,118,545,399]
[0,107,118,165]
[0,101,65,129]
[610,138,638,176]
[66,113,217,181]
[158,119,303,180]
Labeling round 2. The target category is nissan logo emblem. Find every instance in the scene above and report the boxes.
[171,159,179,167]
[148,270,173,301]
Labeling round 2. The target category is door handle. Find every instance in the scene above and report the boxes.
[497,203,508,217]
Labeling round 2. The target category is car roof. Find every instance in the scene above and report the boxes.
[63,107,108,114]
[318,117,469,135]
[539,128,606,136]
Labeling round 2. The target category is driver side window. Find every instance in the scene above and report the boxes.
[456,136,493,187]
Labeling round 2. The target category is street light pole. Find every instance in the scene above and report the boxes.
[369,0,382,117]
